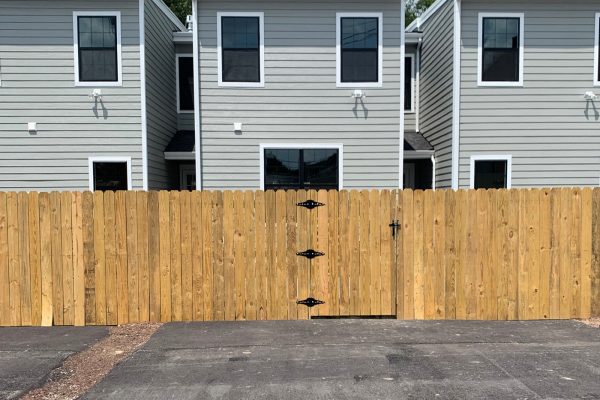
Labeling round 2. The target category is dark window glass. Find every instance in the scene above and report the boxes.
[221,17,260,83]
[474,160,508,189]
[405,57,412,111]
[341,17,379,83]
[482,17,520,82]
[78,16,118,82]
[93,162,128,191]
[178,57,194,111]
[598,17,600,82]
[264,149,339,190]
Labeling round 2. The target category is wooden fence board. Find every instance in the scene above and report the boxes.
[444,189,457,320]
[592,189,600,317]
[18,192,32,326]
[348,190,361,316]
[233,191,246,321]
[338,191,350,316]
[316,190,330,317]
[103,191,118,326]
[179,191,193,322]
[201,191,213,320]
[137,191,151,323]
[72,193,85,327]
[487,191,498,320]
[169,192,182,322]
[413,191,425,320]
[394,190,404,319]
[191,191,203,321]
[39,193,53,326]
[549,188,561,320]
[496,190,509,320]
[275,190,288,320]
[212,191,225,321]
[222,191,235,321]
[115,192,129,324]
[82,192,94,325]
[369,190,382,316]
[286,191,298,320]
[93,191,106,326]
[60,192,73,326]
[570,189,582,318]
[0,193,9,326]
[254,191,267,320]
[148,191,161,322]
[244,191,257,321]
[539,189,551,319]
[7,193,21,326]
[580,188,592,319]
[29,192,42,327]
[507,190,520,320]
[379,190,392,316]
[126,191,139,323]
[527,190,541,320]
[359,190,371,316]
[434,190,446,319]
[559,188,572,319]
[475,190,488,320]
[423,191,435,320]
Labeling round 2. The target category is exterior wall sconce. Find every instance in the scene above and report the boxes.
[351,89,366,100]
[584,91,598,101]
[89,88,103,101]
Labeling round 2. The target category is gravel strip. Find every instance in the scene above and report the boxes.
[580,318,600,328]
[20,324,162,400]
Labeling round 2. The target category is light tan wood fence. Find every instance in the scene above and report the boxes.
[0,189,598,326]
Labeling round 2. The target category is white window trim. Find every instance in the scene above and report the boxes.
[88,156,132,191]
[594,13,600,86]
[259,143,344,190]
[336,12,384,88]
[469,154,512,189]
[477,12,524,87]
[217,12,265,88]
[73,11,123,87]
[176,53,194,114]
[405,54,416,113]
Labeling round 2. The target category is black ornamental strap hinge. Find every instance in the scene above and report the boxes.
[297,249,325,260]
[296,200,325,210]
[297,298,325,308]
[389,220,401,238]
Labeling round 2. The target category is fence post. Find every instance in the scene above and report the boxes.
[592,189,600,317]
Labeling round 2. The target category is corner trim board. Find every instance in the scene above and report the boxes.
[451,0,461,190]
[140,0,149,190]
[192,0,202,189]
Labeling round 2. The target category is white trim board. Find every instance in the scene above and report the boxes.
[73,11,123,87]
[192,0,202,189]
[469,155,512,189]
[88,156,133,191]
[399,0,406,189]
[336,12,384,88]
[451,0,461,190]
[217,12,265,88]
[140,0,148,190]
[594,13,600,87]
[176,54,194,114]
[477,12,525,87]
[259,144,344,191]
[150,0,187,32]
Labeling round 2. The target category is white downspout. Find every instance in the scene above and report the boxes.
[399,0,406,189]
[192,0,202,190]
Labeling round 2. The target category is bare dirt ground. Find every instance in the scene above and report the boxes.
[580,318,600,328]
[20,323,161,400]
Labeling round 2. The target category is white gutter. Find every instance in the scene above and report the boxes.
[140,0,148,190]
[399,0,406,189]
[451,0,461,190]
[192,0,202,190]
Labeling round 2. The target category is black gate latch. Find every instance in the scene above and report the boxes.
[389,220,401,238]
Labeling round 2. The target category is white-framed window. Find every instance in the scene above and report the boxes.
[477,13,524,87]
[179,164,196,190]
[336,12,383,88]
[470,155,512,189]
[594,13,600,86]
[217,12,265,88]
[405,54,415,113]
[176,54,194,113]
[88,156,132,191]
[259,144,344,190]
[73,11,122,87]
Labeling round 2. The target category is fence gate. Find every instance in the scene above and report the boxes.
[291,190,399,319]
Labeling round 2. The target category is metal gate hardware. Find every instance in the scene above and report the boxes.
[389,220,401,238]
[297,298,325,308]
[296,249,325,259]
[296,200,325,210]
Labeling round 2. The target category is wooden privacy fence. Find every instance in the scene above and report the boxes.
[0,188,599,327]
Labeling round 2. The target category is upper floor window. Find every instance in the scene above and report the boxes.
[73,12,122,86]
[217,12,265,87]
[336,13,383,87]
[478,13,524,86]
[405,56,414,112]
[177,55,194,113]
[595,13,600,86]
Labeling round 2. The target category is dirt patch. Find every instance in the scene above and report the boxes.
[21,323,162,400]
[579,318,600,328]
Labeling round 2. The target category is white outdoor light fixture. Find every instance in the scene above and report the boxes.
[27,122,37,134]
[584,91,598,101]
[351,89,366,100]
[89,88,103,101]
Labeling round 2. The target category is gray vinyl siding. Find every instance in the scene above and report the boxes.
[0,0,143,191]
[197,0,403,190]
[145,0,179,189]
[459,0,600,188]
[418,0,454,188]
[175,43,195,131]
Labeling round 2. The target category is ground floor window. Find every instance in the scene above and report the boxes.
[179,164,196,191]
[262,146,341,190]
[470,155,511,189]
[88,157,131,191]
[404,158,433,190]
